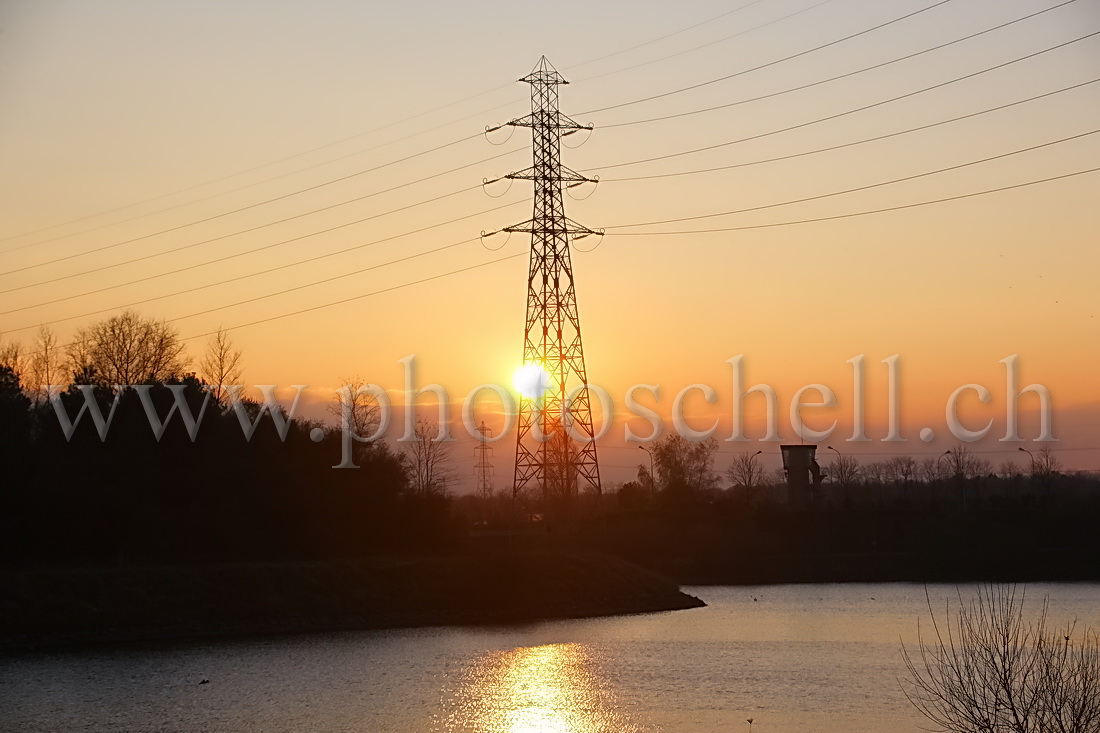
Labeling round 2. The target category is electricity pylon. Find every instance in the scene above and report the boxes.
[474,421,494,499]
[486,56,603,508]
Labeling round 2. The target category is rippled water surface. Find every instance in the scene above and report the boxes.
[4,583,1099,732]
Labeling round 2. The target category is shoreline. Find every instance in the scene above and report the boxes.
[0,552,705,653]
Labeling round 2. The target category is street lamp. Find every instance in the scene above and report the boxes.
[1018,446,1035,476]
[938,449,952,478]
[827,445,845,505]
[638,445,655,499]
[748,450,762,502]
[940,449,967,512]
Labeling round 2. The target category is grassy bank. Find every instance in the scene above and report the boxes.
[0,552,704,651]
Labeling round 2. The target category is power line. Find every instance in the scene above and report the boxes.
[12,101,1094,332]
[178,253,526,344]
[1,134,521,278]
[605,166,1100,236]
[16,250,527,363]
[576,0,956,116]
[589,29,1100,173]
[0,182,486,295]
[14,16,1085,283]
[606,129,1099,229]
[573,0,838,84]
[565,0,772,71]
[603,78,1099,182]
[153,238,484,325]
[0,232,476,332]
[0,0,787,252]
[0,100,517,251]
[0,0,964,265]
[13,162,1095,359]
[597,0,1078,130]
[8,2,928,281]
[0,168,527,297]
[0,99,520,257]
[13,87,1094,333]
[8,18,1093,352]
[0,199,525,324]
[17,129,1093,336]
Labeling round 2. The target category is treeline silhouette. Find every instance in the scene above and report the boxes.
[3,355,1099,580]
[0,325,709,647]
[540,438,1100,584]
[1,311,1097,585]
[0,367,456,566]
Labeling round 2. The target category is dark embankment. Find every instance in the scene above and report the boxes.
[582,503,1100,586]
[0,552,704,651]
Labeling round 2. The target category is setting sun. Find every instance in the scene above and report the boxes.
[513,364,551,399]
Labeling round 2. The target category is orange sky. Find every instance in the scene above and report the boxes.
[1,0,1097,486]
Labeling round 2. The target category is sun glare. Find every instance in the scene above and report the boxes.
[513,365,551,399]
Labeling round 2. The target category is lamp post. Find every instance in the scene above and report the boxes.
[747,450,762,503]
[827,445,846,506]
[1018,446,1035,476]
[940,449,966,512]
[639,445,655,501]
[938,449,952,479]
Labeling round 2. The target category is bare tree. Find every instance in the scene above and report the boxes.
[405,419,454,497]
[727,451,764,490]
[902,584,1100,733]
[652,433,718,501]
[864,460,889,485]
[327,376,383,465]
[829,452,862,488]
[944,445,993,480]
[917,457,946,483]
[887,455,917,485]
[1030,445,1062,479]
[65,327,97,384]
[26,326,61,400]
[198,327,244,404]
[328,377,381,438]
[69,311,186,385]
[0,333,23,380]
[999,460,1024,479]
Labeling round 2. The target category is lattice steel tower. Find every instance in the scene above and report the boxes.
[474,421,494,499]
[487,56,603,506]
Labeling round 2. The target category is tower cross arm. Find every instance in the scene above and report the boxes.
[503,165,596,185]
[503,111,592,132]
[501,217,603,239]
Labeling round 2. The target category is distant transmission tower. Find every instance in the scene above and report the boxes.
[474,421,494,499]
[487,56,603,507]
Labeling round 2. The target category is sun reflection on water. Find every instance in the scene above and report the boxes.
[440,643,641,733]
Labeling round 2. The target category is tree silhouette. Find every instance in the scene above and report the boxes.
[902,584,1100,733]
[652,433,717,507]
[0,334,23,380]
[829,452,862,488]
[944,445,992,480]
[198,327,243,405]
[27,326,61,401]
[69,311,185,386]
[405,419,454,498]
[727,451,763,491]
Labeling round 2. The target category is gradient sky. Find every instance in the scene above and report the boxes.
[1,0,1098,487]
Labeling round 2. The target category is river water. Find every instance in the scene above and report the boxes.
[3,582,1099,732]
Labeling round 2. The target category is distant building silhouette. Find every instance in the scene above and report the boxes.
[781,445,823,506]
